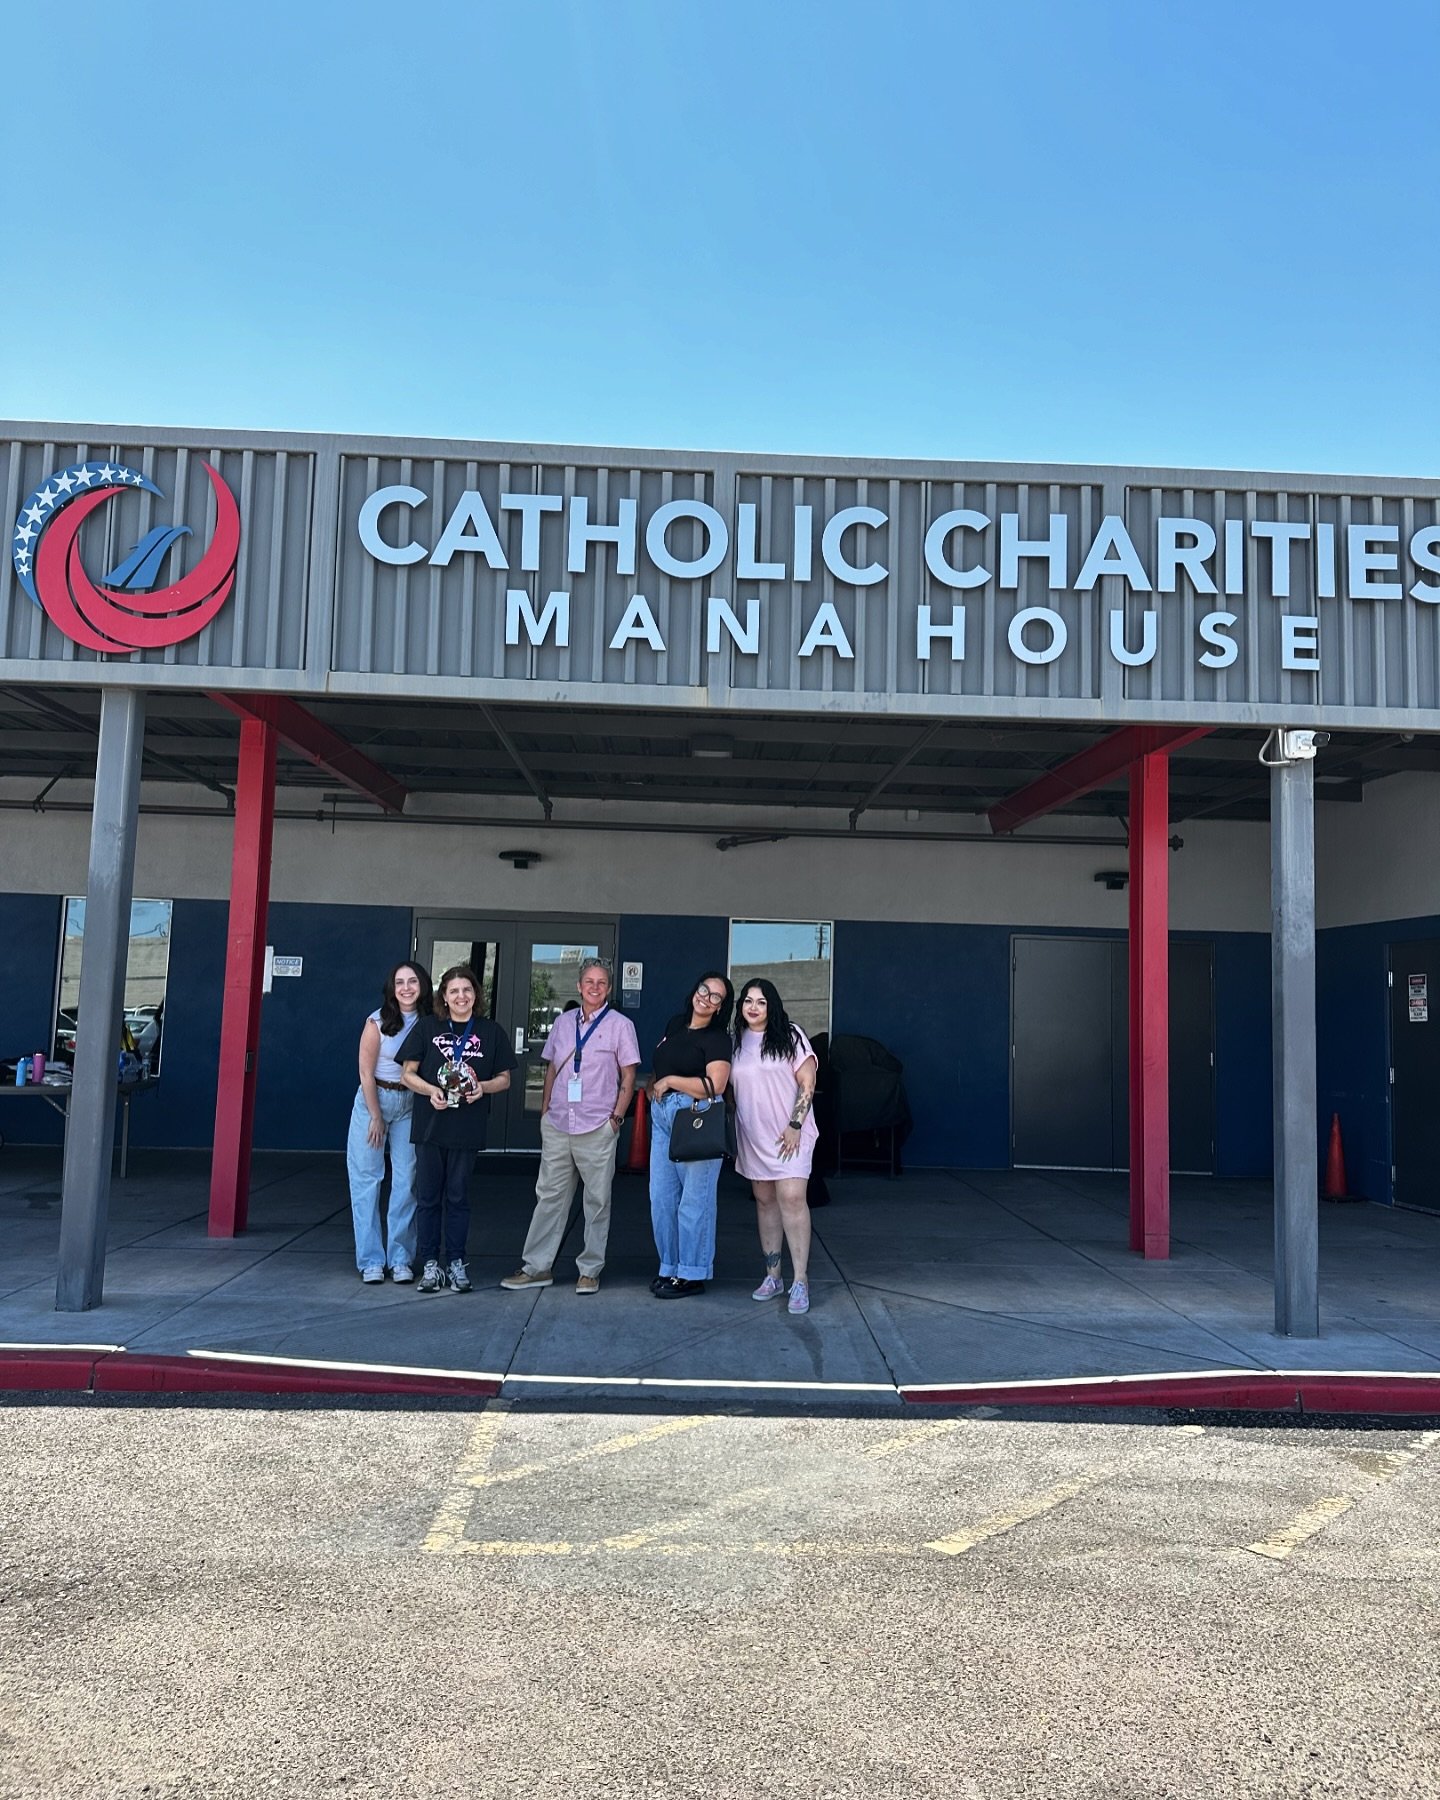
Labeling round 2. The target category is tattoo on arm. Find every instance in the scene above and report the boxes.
[788,1090,813,1130]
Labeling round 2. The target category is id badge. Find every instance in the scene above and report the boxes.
[567,1076,584,1103]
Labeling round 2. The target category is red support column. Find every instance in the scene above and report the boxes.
[208,713,277,1237]
[1128,749,1170,1258]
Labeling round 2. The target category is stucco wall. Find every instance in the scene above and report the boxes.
[0,779,1273,933]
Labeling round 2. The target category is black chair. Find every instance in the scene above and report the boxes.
[826,1034,912,1178]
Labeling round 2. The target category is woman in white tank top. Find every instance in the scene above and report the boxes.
[347,960,434,1282]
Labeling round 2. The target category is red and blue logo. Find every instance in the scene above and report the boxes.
[11,460,239,654]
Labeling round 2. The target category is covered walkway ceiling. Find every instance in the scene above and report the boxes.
[2,686,1437,826]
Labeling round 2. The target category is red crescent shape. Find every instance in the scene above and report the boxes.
[33,490,136,653]
[70,552,236,650]
[33,465,240,655]
[88,463,240,616]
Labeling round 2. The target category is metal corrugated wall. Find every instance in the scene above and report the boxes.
[3,422,1438,727]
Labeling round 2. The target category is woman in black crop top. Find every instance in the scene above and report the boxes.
[646,970,734,1297]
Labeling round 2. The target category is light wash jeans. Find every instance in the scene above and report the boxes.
[346,1086,417,1271]
[648,1091,722,1281]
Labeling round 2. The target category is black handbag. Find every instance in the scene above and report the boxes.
[667,1076,737,1163]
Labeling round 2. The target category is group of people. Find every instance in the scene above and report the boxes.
[345,958,819,1312]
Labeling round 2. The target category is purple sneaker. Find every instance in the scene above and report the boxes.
[787,1279,810,1315]
[751,1273,786,1301]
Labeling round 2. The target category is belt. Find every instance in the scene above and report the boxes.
[375,1078,407,1092]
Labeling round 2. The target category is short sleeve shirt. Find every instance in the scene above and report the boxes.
[541,1005,641,1134]
[398,1015,517,1150]
[652,1014,733,1084]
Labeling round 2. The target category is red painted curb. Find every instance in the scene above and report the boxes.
[900,1372,1440,1414]
[0,1350,106,1392]
[0,1348,501,1400]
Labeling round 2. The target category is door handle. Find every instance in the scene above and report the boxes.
[515,1026,526,1054]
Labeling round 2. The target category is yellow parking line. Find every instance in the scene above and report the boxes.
[1245,1428,1439,1562]
[462,1413,712,1491]
[924,1469,1108,1557]
[422,1406,508,1553]
[862,1420,962,1460]
[1245,1494,1355,1561]
[424,1411,717,1555]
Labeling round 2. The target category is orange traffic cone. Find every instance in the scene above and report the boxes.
[623,1086,650,1175]
[1321,1112,1363,1203]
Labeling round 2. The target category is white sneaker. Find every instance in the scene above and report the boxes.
[361,1265,385,1284]
[417,1260,446,1294]
[390,1263,414,1284]
[447,1259,472,1294]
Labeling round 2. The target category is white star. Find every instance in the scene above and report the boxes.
[96,464,118,484]
[16,553,30,573]
[23,503,44,526]
[73,466,96,487]
[37,486,56,508]
[53,469,76,495]
[14,520,35,546]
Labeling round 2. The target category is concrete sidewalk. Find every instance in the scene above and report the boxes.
[3,1147,1439,1406]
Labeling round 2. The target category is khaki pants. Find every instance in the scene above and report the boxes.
[521,1115,620,1278]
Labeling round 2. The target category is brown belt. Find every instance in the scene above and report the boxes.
[375,1079,407,1092]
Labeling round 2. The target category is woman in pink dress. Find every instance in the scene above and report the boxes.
[730,979,819,1314]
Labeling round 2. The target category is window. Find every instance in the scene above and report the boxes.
[729,919,833,1040]
[54,898,173,1074]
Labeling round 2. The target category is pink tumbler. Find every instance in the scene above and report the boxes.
[31,1052,45,1084]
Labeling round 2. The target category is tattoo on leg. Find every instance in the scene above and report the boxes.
[764,1251,782,1273]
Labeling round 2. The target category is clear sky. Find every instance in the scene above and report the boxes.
[3,0,1435,476]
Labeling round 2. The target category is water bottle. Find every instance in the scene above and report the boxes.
[15,1057,28,1087]
[31,1052,45,1084]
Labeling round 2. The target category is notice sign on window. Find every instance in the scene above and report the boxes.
[1408,974,1428,1023]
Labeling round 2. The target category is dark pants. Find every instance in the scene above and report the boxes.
[414,1143,476,1265]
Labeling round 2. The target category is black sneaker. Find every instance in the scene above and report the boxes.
[447,1259,472,1294]
[417,1260,446,1294]
[654,1277,706,1298]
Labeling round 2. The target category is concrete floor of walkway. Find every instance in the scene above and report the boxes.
[3,1148,1439,1402]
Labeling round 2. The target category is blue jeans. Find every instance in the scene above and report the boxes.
[346,1087,417,1271]
[648,1091,722,1281]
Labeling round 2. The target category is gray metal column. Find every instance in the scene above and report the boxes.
[55,687,146,1312]
[1271,754,1319,1337]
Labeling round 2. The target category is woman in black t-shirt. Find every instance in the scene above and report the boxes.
[647,970,734,1297]
[399,963,516,1295]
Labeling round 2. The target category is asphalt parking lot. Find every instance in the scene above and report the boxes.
[3,1399,1438,1798]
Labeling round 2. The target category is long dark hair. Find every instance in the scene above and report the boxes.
[681,969,734,1033]
[735,978,803,1061]
[378,961,433,1037]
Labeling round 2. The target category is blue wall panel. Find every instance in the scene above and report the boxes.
[0,881,1397,1185]
[0,893,65,1145]
[1316,913,1440,1206]
[618,913,729,1066]
[832,921,1012,1168]
[1212,933,1272,1178]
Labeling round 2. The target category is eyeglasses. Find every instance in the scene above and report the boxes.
[694,987,725,1004]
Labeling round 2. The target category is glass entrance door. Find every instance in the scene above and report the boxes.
[412,915,617,1151]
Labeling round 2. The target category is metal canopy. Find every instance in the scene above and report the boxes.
[0,686,1433,825]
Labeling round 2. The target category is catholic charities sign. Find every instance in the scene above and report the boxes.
[5,428,1438,721]
[356,473,1440,680]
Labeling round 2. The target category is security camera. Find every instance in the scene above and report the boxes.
[1278,730,1329,760]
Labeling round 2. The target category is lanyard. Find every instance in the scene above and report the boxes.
[448,1018,477,1064]
[572,1004,609,1073]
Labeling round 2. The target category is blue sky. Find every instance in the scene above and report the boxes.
[3,1,1435,475]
